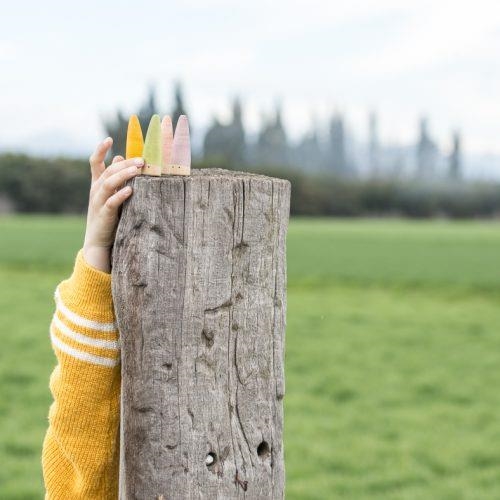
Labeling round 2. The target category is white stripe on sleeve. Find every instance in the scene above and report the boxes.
[52,313,120,350]
[54,287,118,332]
[50,326,120,367]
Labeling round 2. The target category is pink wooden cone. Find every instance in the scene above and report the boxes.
[161,115,173,169]
[172,115,191,169]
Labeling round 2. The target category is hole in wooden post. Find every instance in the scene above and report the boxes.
[206,452,217,468]
[257,441,270,459]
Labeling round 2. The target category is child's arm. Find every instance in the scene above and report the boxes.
[42,138,144,499]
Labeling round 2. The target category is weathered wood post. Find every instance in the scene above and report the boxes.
[111,169,291,499]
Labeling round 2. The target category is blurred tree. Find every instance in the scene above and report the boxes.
[294,124,322,172]
[328,113,348,176]
[172,82,188,131]
[103,86,161,157]
[449,131,462,180]
[137,86,160,132]
[416,117,438,179]
[254,104,289,166]
[203,98,246,166]
[230,98,245,164]
[103,110,128,158]
[369,111,380,177]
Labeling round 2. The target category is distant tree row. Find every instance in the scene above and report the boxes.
[0,154,89,213]
[105,85,463,181]
[0,152,498,218]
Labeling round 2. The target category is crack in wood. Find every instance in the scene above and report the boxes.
[234,470,248,492]
[204,299,233,314]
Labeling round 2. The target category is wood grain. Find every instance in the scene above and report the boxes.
[112,169,290,499]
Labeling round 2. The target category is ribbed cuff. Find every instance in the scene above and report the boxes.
[56,248,116,323]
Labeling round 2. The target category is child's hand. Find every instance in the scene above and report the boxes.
[83,137,144,273]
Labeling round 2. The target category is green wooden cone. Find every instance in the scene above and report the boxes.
[143,114,162,166]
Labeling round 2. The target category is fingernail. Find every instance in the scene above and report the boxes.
[103,137,112,145]
[133,157,144,166]
[124,186,132,194]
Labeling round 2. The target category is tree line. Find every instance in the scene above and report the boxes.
[106,85,464,181]
[1,152,500,218]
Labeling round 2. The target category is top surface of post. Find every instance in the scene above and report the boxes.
[138,167,291,185]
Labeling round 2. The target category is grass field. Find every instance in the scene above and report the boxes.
[1,216,500,498]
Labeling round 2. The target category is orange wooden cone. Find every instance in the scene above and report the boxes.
[126,115,144,159]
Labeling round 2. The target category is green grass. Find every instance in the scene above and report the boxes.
[288,218,500,291]
[1,215,500,498]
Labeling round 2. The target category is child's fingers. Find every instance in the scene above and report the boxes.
[100,157,144,181]
[89,137,113,181]
[104,185,133,213]
[110,155,124,187]
[95,165,141,207]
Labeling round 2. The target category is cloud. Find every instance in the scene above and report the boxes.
[348,1,500,78]
[0,41,18,62]
[1,0,499,156]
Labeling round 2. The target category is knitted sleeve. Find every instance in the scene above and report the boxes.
[42,249,121,499]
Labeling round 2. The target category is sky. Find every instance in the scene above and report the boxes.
[1,0,499,159]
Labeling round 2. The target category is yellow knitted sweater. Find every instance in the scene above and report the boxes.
[42,249,121,499]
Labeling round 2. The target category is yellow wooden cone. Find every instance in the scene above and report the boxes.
[126,115,144,159]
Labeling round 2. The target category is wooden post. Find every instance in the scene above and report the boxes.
[111,169,291,499]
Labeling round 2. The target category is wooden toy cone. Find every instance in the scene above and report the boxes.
[161,116,174,175]
[125,115,144,159]
[142,115,162,176]
[167,115,191,176]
